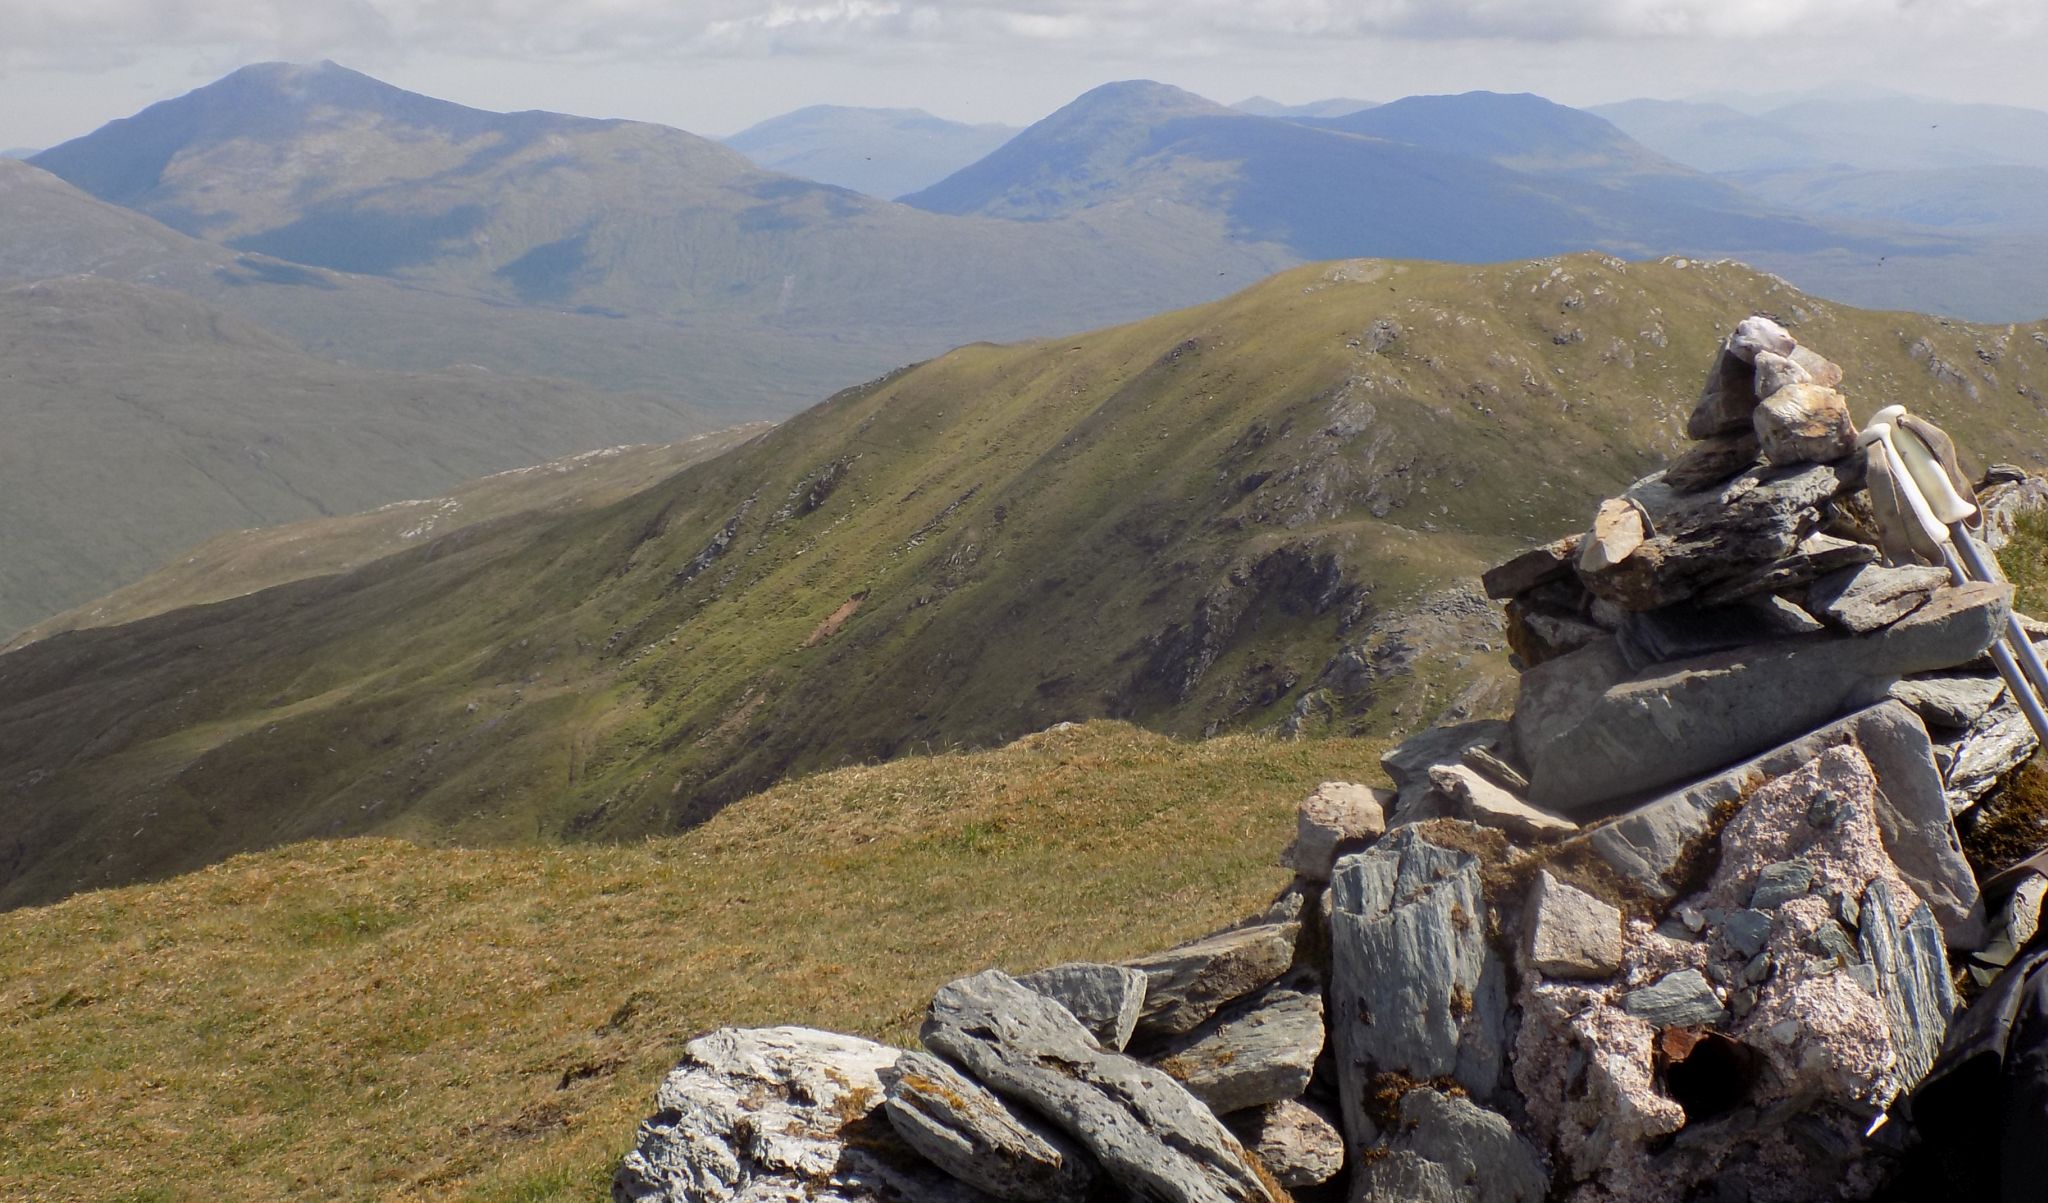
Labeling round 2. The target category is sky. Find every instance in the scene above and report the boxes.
[2,0,2046,150]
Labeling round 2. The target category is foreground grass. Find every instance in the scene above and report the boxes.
[0,722,1382,1202]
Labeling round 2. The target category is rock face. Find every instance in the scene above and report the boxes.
[1222,1099,1343,1188]
[920,970,1274,1203]
[613,1027,988,1203]
[880,1051,1096,1203]
[1328,826,1510,1147]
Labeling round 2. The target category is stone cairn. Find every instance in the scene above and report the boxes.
[613,316,2048,1203]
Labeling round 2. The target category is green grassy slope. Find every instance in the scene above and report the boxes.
[0,276,714,633]
[0,722,1378,1202]
[6,254,2047,912]
[9,425,772,649]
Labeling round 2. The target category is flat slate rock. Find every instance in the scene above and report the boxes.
[920,970,1273,1203]
[1857,879,1957,1092]
[881,1051,1097,1203]
[1808,563,1952,634]
[1016,963,1148,1051]
[1120,923,1299,1042]
[1525,869,1624,980]
[1517,582,2009,815]
[614,1026,992,1203]
[1381,720,1514,819]
[1428,764,1575,843]
[1153,986,1325,1115]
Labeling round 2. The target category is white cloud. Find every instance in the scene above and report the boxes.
[3,0,2033,64]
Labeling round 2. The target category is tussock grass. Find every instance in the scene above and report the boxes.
[0,722,1381,1202]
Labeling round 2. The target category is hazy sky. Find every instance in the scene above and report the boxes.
[3,0,2045,150]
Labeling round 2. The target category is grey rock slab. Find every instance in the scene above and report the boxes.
[1565,700,1985,947]
[1428,764,1576,843]
[1519,581,2009,814]
[1808,563,1952,634]
[1283,782,1389,883]
[1624,969,1726,1028]
[1328,828,1510,1161]
[1525,869,1624,979]
[1615,594,1823,673]
[1857,879,1957,1092]
[1577,461,1856,611]
[881,1051,1097,1203]
[1505,599,1608,669]
[1222,1099,1344,1188]
[1482,536,1580,600]
[1154,986,1325,1115]
[1696,532,1877,606]
[1121,923,1299,1042]
[1890,674,2005,730]
[920,970,1273,1203]
[1946,705,2041,811]
[1664,431,1760,494]
[1380,719,1514,822]
[1016,964,1147,1052]
[1720,909,1774,960]
[1394,1088,1549,1203]
[614,1026,992,1203]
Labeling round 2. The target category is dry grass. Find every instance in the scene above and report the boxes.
[0,721,1383,1202]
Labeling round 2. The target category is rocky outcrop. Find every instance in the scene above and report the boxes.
[615,316,2048,1203]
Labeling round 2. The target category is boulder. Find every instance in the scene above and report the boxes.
[1221,1099,1343,1188]
[1525,869,1625,979]
[920,970,1273,1203]
[1753,382,1857,466]
[1120,923,1298,1042]
[1567,700,1985,946]
[1807,562,1952,634]
[1281,782,1387,883]
[1428,764,1576,842]
[1153,985,1325,1115]
[1577,461,1856,612]
[613,1026,990,1203]
[1789,344,1844,387]
[1664,430,1760,493]
[1015,964,1148,1051]
[1328,827,1510,1157]
[1517,581,2009,815]
[880,1051,1097,1203]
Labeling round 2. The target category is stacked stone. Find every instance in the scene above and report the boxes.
[611,319,2048,1203]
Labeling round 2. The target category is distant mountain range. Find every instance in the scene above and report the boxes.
[7,253,2047,910]
[722,104,1018,199]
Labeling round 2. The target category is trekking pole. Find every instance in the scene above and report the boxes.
[1870,405,2048,708]
[1859,413,2048,745]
